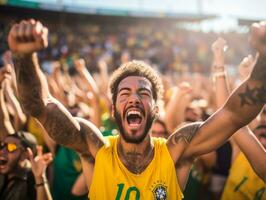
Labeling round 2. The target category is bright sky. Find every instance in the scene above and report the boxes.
[203,0,266,20]
[24,0,266,20]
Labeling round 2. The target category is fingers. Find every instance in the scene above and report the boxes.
[8,19,48,53]
[36,145,43,157]
[212,37,227,52]
[33,145,53,165]
[0,67,12,84]
[74,59,86,70]
[250,21,266,55]
[43,153,53,164]
[27,147,34,162]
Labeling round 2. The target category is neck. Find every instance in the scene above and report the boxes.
[117,134,154,174]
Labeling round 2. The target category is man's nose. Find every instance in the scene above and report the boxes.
[128,93,140,104]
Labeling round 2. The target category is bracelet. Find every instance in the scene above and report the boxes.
[213,71,226,81]
[35,181,47,187]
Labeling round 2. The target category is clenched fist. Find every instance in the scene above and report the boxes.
[7,19,48,54]
[250,21,266,56]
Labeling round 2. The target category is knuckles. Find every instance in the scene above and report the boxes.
[8,19,48,53]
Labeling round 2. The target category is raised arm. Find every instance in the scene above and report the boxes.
[0,82,15,139]
[2,78,27,131]
[7,19,104,157]
[211,38,266,181]
[168,22,266,163]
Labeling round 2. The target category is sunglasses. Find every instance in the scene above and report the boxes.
[0,142,21,153]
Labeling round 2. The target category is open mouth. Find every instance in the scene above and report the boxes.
[126,110,143,128]
[0,158,8,166]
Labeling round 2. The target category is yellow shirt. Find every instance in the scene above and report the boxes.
[222,152,266,200]
[27,117,45,145]
[89,136,183,200]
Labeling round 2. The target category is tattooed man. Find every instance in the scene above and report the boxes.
[7,20,266,199]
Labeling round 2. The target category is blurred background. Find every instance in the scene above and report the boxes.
[0,0,265,76]
[0,1,266,200]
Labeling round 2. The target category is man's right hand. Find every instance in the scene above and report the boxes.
[8,19,48,54]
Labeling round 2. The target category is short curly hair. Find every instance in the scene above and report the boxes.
[109,60,164,104]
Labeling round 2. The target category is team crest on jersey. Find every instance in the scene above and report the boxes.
[150,180,167,200]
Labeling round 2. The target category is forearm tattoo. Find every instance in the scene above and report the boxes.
[239,85,266,106]
[43,107,96,154]
[171,122,202,145]
[13,53,45,116]
[250,56,266,82]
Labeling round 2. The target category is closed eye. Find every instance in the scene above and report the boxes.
[120,92,130,96]
[140,92,150,97]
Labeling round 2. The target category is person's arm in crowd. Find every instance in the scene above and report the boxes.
[212,37,266,182]
[46,67,68,106]
[0,87,15,138]
[164,83,193,132]
[167,22,266,173]
[74,59,99,95]
[28,146,53,200]
[71,172,89,197]
[97,59,109,94]
[52,62,71,95]
[238,54,255,81]
[74,59,101,127]
[2,78,27,130]
[0,71,15,139]
[2,51,18,91]
[211,37,230,108]
[8,20,105,159]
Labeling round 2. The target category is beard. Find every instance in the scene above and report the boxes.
[114,107,155,144]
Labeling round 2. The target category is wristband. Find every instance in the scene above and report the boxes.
[35,181,47,187]
[213,71,226,81]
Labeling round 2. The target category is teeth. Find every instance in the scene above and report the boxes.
[127,110,141,117]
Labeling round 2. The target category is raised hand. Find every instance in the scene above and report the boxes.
[74,58,87,73]
[0,66,11,84]
[238,54,255,80]
[249,21,266,81]
[8,19,48,54]
[250,21,266,56]
[211,37,227,67]
[28,146,53,179]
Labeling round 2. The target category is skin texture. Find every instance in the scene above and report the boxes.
[8,19,266,191]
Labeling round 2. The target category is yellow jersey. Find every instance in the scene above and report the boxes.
[221,152,266,200]
[89,136,183,200]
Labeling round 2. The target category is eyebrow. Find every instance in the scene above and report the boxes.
[138,88,152,93]
[118,87,131,93]
[118,87,152,94]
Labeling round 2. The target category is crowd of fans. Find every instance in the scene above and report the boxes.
[0,13,265,200]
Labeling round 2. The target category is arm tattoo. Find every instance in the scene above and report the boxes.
[43,105,88,153]
[13,53,45,117]
[171,122,202,145]
[44,106,103,155]
[250,56,266,82]
[238,85,266,106]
